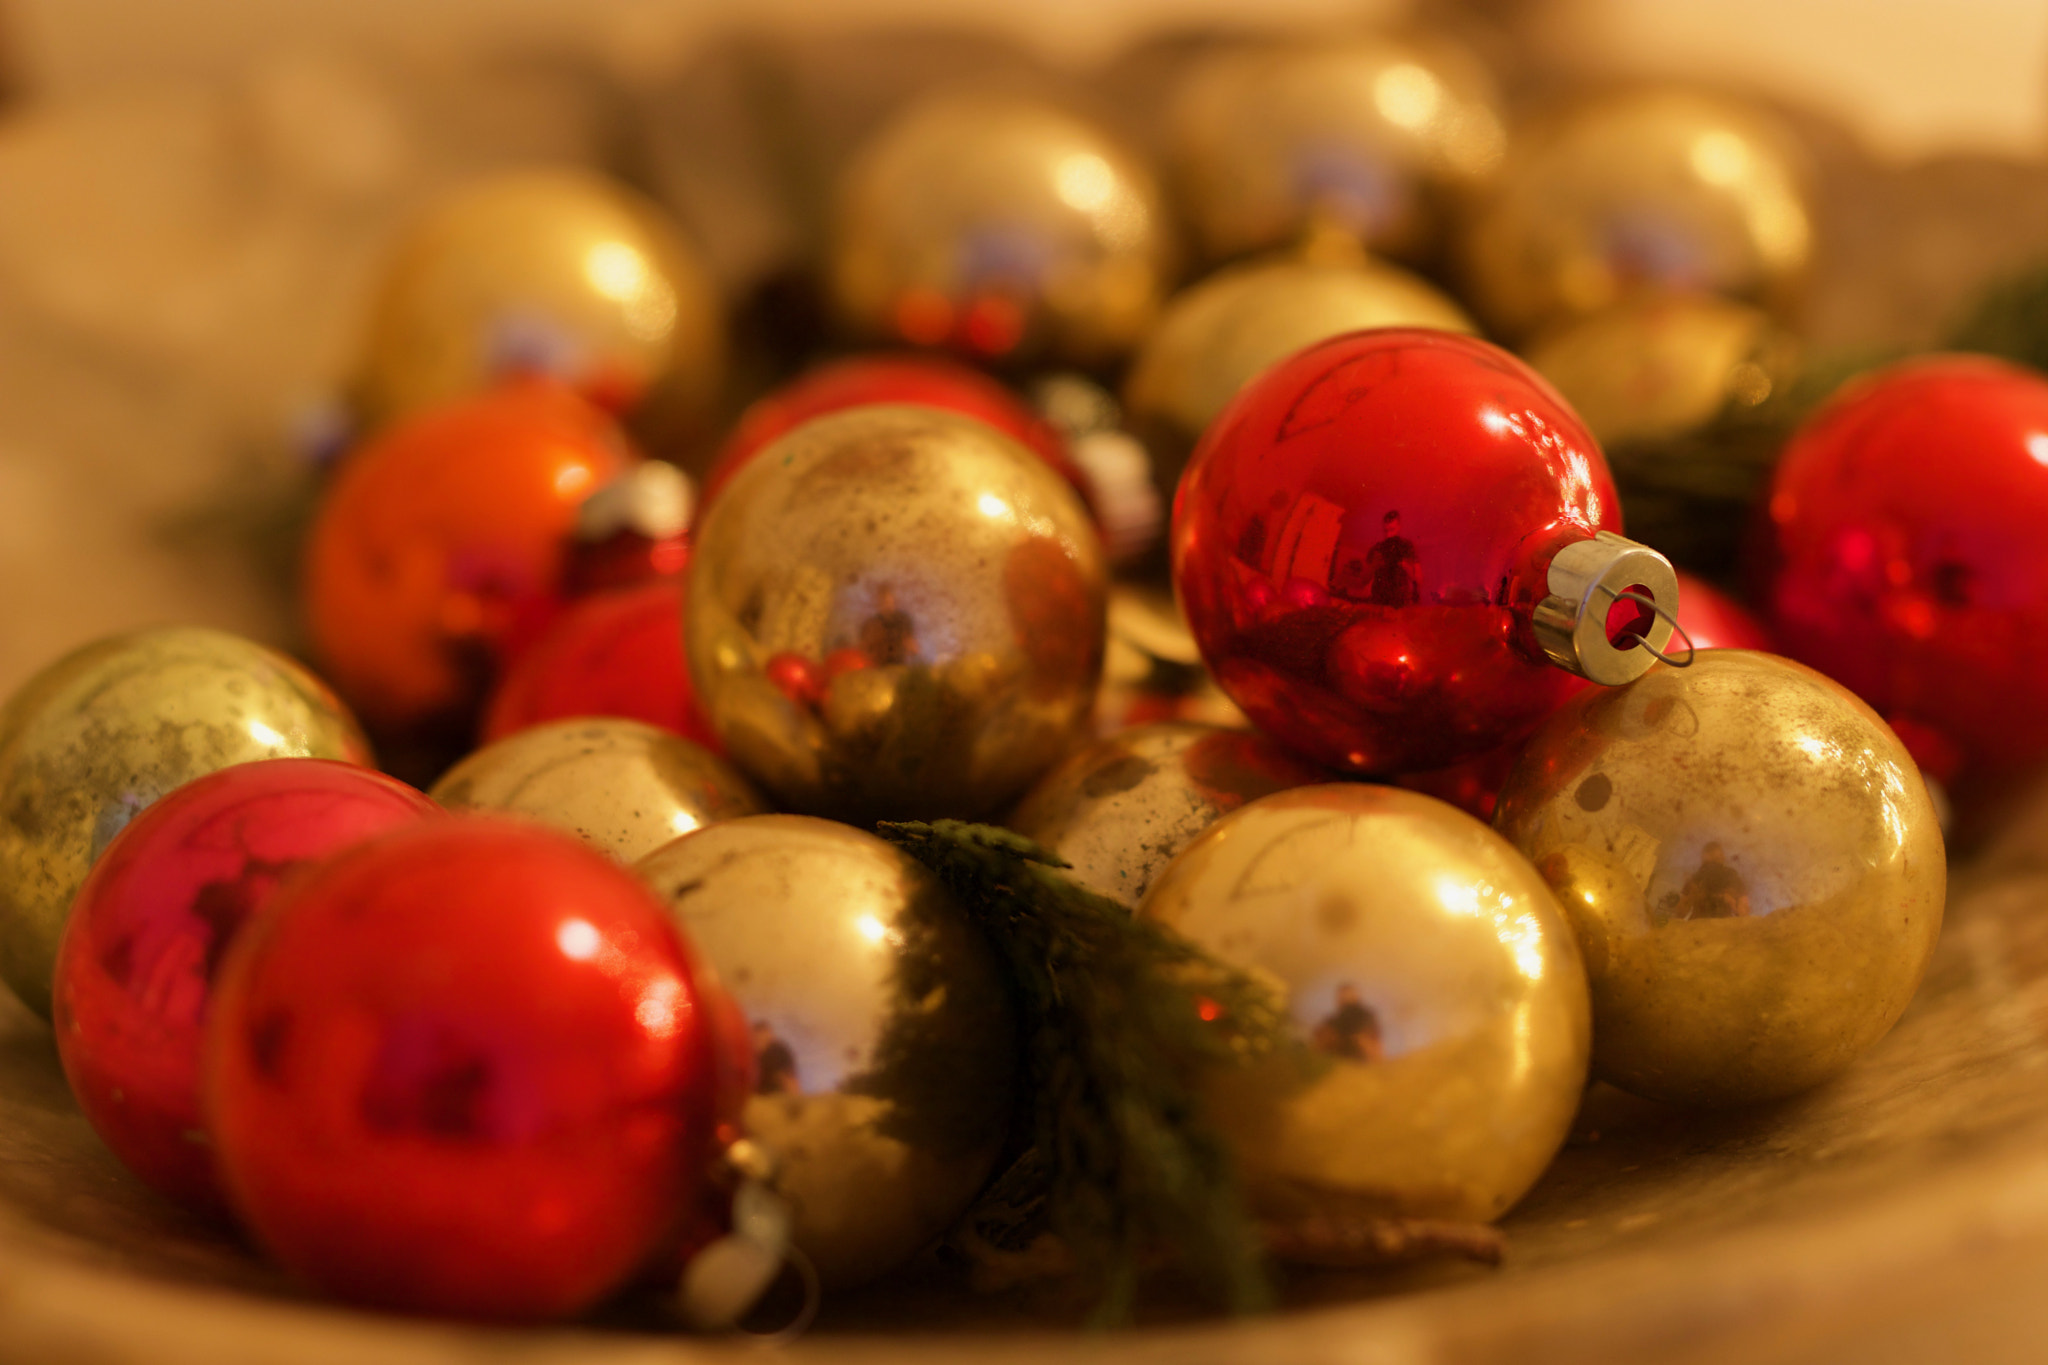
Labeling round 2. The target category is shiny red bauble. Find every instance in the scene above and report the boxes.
[52,760,437,1214]
[480,577,719,750]
[1173,328,1622,774]
[1754,355,2048,791]
[1673,571,1771,652]
[702,353,1080,507]
[207,818,734,1320]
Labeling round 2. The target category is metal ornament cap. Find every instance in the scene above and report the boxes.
[1532,530,1680,686]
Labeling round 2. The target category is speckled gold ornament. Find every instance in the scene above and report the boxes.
[1140,784,1590,1225]
[687,404,1107,824]
[1164,35,1506,266]
[0,628,371,1017]
[1123,253,1477,487]
[428,717,764,864]
[1523,294,1798,448]
[352,168,726,427]
[1460,90,1811,338]
[636,815,1015,1289]
[828,93,1172,367]
[1493,650,1945,1107]
[1008,722,1324,908]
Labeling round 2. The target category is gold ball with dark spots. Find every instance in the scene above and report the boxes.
[1007,722,1325,908]
[1493,650,1946,1107]
[687,404,1107,825]
[635,815,1015,1289]
[428,717,765,864]
[0,627,371,1017]
[1140,784,1590,1225]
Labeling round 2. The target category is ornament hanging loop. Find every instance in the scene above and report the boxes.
[1605,590,1696,668]
[1531,531,1681,686]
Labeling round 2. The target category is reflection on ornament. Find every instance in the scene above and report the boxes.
[0,627,370,1018]
[689,405,1106,823]
[430,718,763,864]
[637,815,1015,1289]
[1140,784,1589,1224]
[1494,650,1945,1107]
[829,94,1172,367]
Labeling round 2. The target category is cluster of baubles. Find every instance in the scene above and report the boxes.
[8,22,2041,1330]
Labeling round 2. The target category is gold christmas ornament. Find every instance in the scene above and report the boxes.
[636,815,1016,1289]
[687,404,1107,825]
[1493,650,1945,1108]
[352,168,726,428]
[1140,784,1590,1225]
[0,628,371,1017]
[1163,35,1506,266]
[428,717,764,864]
[1460,90,1812,339]
[1007,722,1325,908]
[1123,254,1477,488]
[828,92,1173,368]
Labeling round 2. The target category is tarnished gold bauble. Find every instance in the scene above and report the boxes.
[688,404,1107,824]
[1493,650,1945,1107]
[1460,91,1811,338]
[428,717,764,864]
[828,93,1172,368]
[1098,583,1246,735]
[352,168,726,427]
[636,815,1015,1289]
[1008,722,1324,908]
[1140,784,1590,1225]
[1123,253,1477,486]
[1523,294,1798,449]
[0,628,371,1017]
[1163,35,1506,266]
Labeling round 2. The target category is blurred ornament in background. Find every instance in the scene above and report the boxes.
[1495,650,1945,1107]
[638,815,1015,1290]
[303,378,635,736]
[1672,571,1772,651]
[566,460,692,596]
[1125,251,1478,495]
[689,404,1106,824]
[1141,784,1590,1225]
[1031,371,1160,565]
[350,168,726,431]
[1752,355,2048,800]
[0,627,371,1018]
[1097,583,1246,735]
[1162,34,1506,268]
[431,717,764,865]
[1007,721,1325,909]
[1461,90,1812,339]
[828,92,1173,369]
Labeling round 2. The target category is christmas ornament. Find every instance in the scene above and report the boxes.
[566,460,692,597]
[1753,355,2048,794]
[1123,253,1477,492]
[351,168,725,429]
[1461,91,1811,338]
[303,378,636,734]
[53,759,436,1213]
[207,818,738,1319]
[480,577,719,751]
[636,815,1015,1289]
[1673,571,1771,652]
[0,627,370,1019]
[702,353,1082,510]
[689,404,1107,823]
[1163,35,1506,266]
[1007,722,1324,908]
[1493,650,1945,1107]
[430,718,764,864]
[1139,784,1590,1224]
[828,93,1172,368]
[1097,585,1246,735]
[1172,327,1672,776]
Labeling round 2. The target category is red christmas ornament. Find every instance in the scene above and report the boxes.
[207,818,735,1320]
[52,760,436,1215]
[1174,327,1671,774]
[1673,571,1771,652]
[702,354,1083,508]
[1755,355,2048,791]
[480,577,720,751]
[567,461,694,597]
